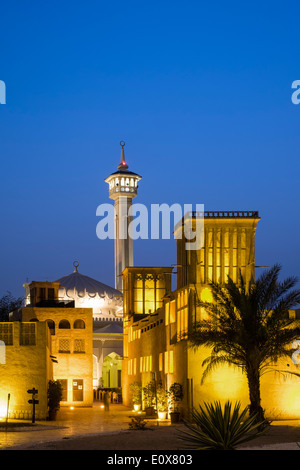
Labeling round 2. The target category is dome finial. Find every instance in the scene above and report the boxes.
[73,260,79,272]
[117,140,128,170]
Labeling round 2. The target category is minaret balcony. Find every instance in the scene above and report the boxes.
[109,185,138,195]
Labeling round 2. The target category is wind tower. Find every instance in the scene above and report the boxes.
[105,142,141,292]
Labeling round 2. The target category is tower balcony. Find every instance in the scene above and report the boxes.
[105,171,141,199]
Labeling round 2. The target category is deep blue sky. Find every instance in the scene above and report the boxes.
[1,1,300,299]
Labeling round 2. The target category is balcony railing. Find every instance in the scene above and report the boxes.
[34,299,75,308]
[188,210,260,219]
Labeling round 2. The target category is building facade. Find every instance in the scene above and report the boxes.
[123,211,300,419]
[0,321,52,420]
[11,280,94,407]
[23,262,123,323]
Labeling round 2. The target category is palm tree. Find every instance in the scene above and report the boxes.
[189,265,300,421]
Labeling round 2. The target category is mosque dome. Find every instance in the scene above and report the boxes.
[55,262,122,301]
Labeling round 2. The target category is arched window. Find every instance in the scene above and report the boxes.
[59,319,70,329]
[73,319,85,329]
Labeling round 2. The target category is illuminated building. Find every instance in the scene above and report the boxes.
[51,263,123,389]
[1,261,124,419]
[2,142,300,421]
[0,321,52,420]
[22,261,124,388]
[23,261,123,322]
[122,211,300,419]
[10,280,94,407]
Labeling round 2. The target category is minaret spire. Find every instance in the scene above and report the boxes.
[105,142,142,292]
[117,140,128,170]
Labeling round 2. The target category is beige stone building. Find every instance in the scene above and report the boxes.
[10,280,94,408]
[0,320,52,420]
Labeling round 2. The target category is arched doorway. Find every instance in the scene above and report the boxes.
[102,352,122,389]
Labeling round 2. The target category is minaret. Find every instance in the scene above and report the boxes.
[105,142,141,292]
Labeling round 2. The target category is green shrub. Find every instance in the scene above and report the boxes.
[178,400,268,450]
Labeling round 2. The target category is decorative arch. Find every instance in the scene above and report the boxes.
[74,319,85,329]
[102,352,122,389]
[59,319,70,329]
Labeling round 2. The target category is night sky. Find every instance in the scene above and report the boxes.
[1,1,300,299]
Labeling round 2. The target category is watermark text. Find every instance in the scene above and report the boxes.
[96,202,204,250]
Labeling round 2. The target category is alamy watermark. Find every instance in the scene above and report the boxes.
[0,80,6,104]
[96,203,204,250]
[291,80,300,104]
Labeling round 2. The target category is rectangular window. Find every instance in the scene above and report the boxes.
[170,300,176,323]
[184,289,188,306]
[169,350,174,373]
[233,249,237,266]
[165,302,169,326]
[208,248,213,266]
[0,323,13,345]
[224,250,230,267]
[233,230,238,248]
[164,351,174,373]
[72,379,83,401]
[39,287,46,301]
[139,355,152,373]
[241,249,246,267]
[224,231,229,248]
[144,275,155,314]
[48,288,55,300]
[177,309,181,341]
[241,230,246,249]
[74,339,85,353]
[134,276,144,314]
[59,338,70,353]
[184,307,188,334]
[216,266,221,283]
[159,353,163,371]
[20,323,36,346]
[177,307,188,341]
[164,351,169,374]
[181,309,184,337]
